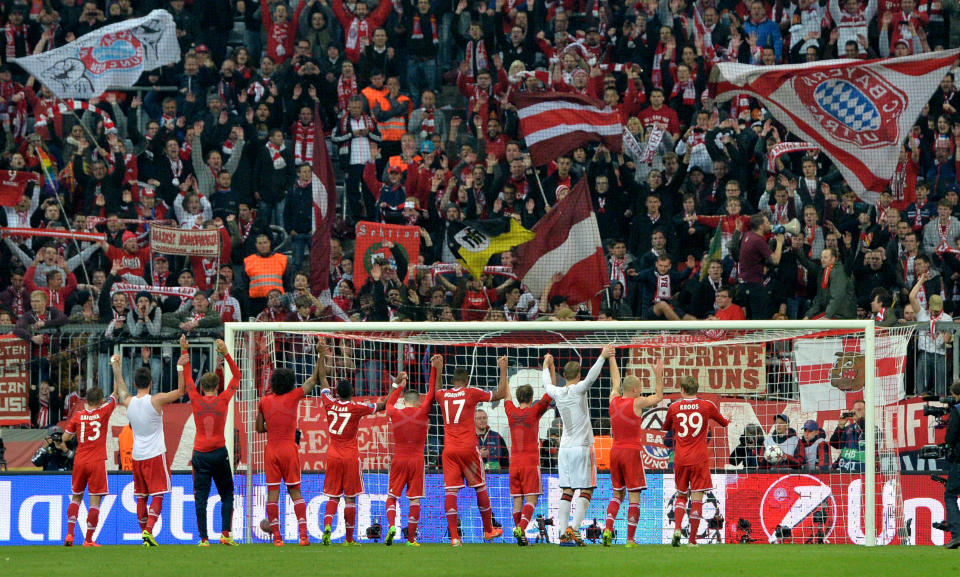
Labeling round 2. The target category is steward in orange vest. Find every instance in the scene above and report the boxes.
[243,233,290,315]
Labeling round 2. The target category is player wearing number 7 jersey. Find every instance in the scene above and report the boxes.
[256,339,328,546]
[319,374,387,546]
[602,355,664,548]
[382,356,439,546]
[435,355,510,546]
[663,375,729,547]
[61,375,121,547]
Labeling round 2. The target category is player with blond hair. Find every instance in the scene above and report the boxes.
[663,375,729,546]
[543,345,615,545]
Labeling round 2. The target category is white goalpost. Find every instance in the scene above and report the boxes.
[223,320,905,546]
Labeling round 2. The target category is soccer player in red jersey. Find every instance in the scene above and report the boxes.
[504,378,553,546]
[383,355,440,546]
[663,375,729,547]
[256,340,327,546]
[61,370,122,547]
[184,337,241,546]
[320,373,387,546]
[602,356,664,547]
[435,355,509,546]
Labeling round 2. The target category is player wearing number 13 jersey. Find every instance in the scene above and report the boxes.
[663,376,728,547]
[319,379,385,546]
[61,384,117,547]
[436,355,509,546]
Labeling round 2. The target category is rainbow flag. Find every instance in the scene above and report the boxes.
[36,147,59,195]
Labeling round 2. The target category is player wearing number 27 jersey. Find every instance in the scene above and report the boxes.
[435,355,509,546]
[663,376,728,546]
[319,380,384,546]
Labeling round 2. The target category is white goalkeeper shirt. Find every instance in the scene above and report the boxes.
[543,355,604,448]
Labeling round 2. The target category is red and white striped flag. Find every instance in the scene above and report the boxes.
[512,178,608,306]
[712,50,960,204]
[692,5,717,61]
[515,92,622,166]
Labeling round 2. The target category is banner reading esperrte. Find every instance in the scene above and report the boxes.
[12,9,179,99]
[627,343,767,395]
[149,225,221,257]
[0,336,30,426]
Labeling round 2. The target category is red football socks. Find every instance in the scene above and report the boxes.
[605,497,622,532]
[66,502,79,538]
[627,502,640,542]
[476,487,493,533]
[145,496,163,533]
[344,502,356,543]
[85,507,99,542]
[444,493,458,540]
[386,496,397,528]
[520,503,535,531]
[408,503,420,542]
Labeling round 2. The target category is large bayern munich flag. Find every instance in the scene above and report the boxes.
[713,50,960,204]
[515,92,622,166]
[513,179,607,305]
[13,10,178,99]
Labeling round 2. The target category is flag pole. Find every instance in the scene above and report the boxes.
[526,154,550,210]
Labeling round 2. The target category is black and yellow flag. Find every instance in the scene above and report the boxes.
[447,218,535,279]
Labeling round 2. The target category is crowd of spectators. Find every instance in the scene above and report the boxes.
[0,0,956,428]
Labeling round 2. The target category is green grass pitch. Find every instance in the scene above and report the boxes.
[3,544,960,577]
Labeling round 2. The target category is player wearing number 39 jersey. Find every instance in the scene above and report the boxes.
[61,378,119,547]
[436,355,510,546]
[663,375,729,547]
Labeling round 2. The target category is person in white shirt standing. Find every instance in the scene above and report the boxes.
[114,335,188,546]
[542,345,614,546]
[910,273,953,396]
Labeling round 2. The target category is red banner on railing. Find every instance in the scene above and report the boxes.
[149,225,221,257]
[0,336,30,426]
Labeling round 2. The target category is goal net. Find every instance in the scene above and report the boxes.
[225,320,915,546]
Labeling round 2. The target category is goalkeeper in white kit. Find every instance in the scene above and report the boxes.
[542,345,614,546]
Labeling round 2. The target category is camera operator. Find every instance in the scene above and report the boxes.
[31,427,75,471]
[944,380,960,549]
[729,423,765,470]
[830,400,865,472]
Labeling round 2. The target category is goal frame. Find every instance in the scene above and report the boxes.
[222,319,878,546]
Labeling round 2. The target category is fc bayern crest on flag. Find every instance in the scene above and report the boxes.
[712,50,960,204]
[797,68,906,149]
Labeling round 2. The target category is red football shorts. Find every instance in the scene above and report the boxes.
[324,456,364,497]
[509,465,541,496]
[388,456,425,499]
[674,463,712,494]
[609,447,647,492]
[132,453,171,497]
[72,458,108,496]
[265,442,302,488]
[442,449,485,490]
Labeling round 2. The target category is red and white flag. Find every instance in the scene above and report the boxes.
[692,5,717,61]
[512,179,608,306]
[515,92,622,167]
[0,171,39,207]
[712,50,960,204]
[309,102,338,296]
